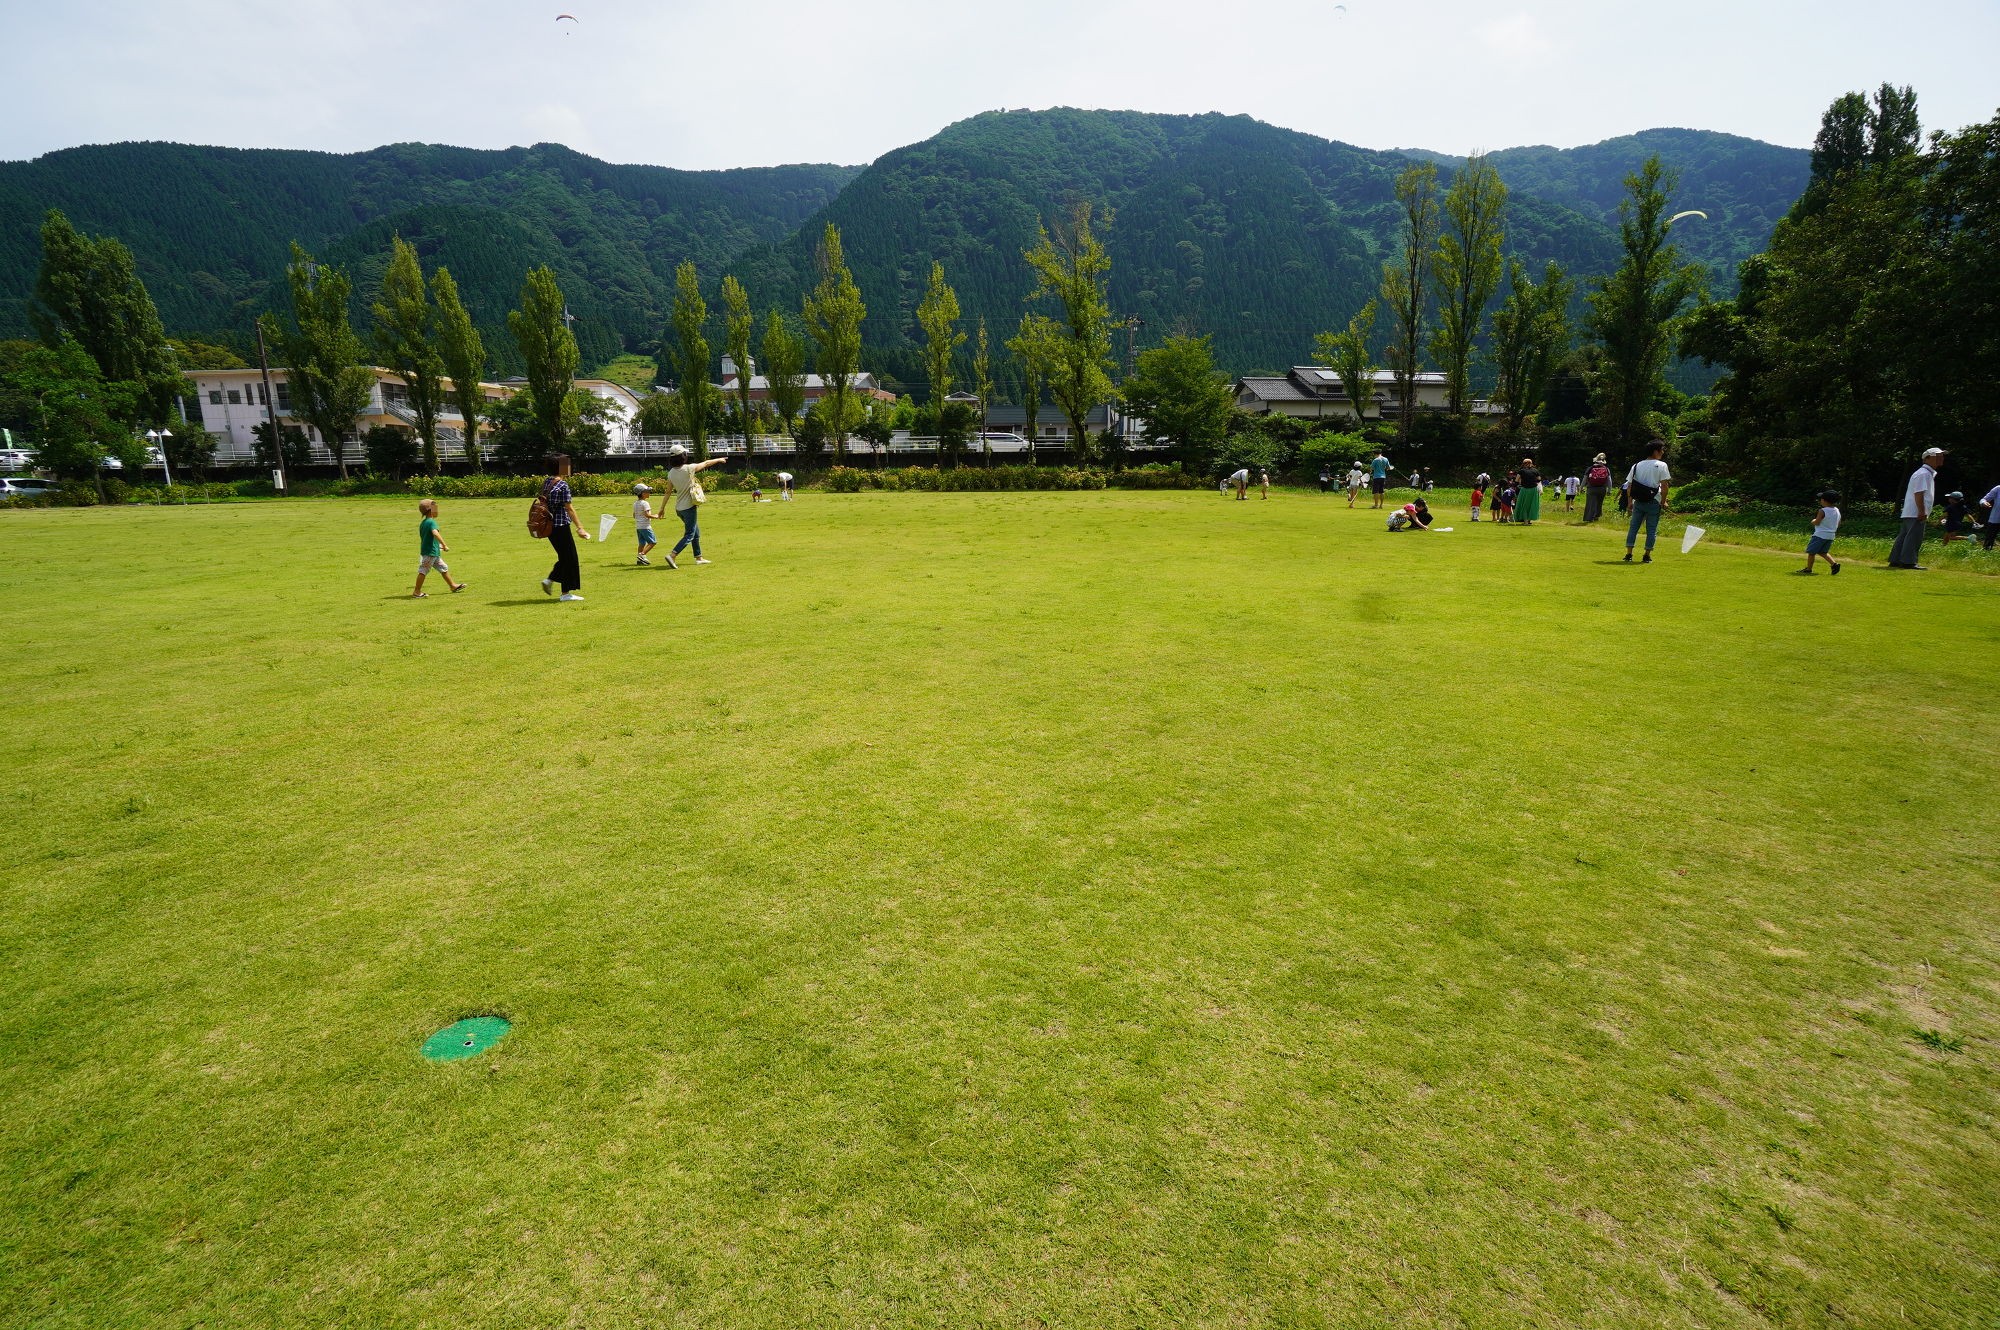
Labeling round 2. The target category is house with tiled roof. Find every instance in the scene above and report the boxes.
[1231,367,1502,422]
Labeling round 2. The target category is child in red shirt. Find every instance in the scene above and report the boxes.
[1469,485,1485,522]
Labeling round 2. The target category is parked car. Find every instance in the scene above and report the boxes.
[1,477,58,498]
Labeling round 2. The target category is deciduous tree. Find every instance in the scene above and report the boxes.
[372,236,446,474]
[274,244,374,479]
[1379,164,1440,438]
[916,260,964,436]
[1119,333,1235,472]
[1023,200,1115,463]
[1429,155,1507,417]
[721,275,755,456]
[670,261,714,460]
[431,267,487,470]
[803,224,865,459]
[1585,158,1705,446]
[1489,261,1573,430]
[760,309,807,436]
[1314,299,1379,428]
[508,266,578,453]
[1007,313,1061,463]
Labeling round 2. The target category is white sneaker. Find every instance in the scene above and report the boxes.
[662,552,678,569]
[693,557,712,565]
[541,578,554,596]
[637,556,650,565]
[560,592,585,601]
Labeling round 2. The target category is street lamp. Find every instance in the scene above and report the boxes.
[144,429,174,490]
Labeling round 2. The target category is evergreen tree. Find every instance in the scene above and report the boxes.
[431,267,488,470]
[1023,201,1115,463]
[721,275,755,457]
[274,244,373,479]
[1428,155,1507,417]
[760,309,807,436]
[1489,260,1573,430]
[1313,299,1379,427]
[670,261,714,460]
[1585,158,1706,446]
[803,224,865,459]
[372,236,446,474]
[508,266,578,452]
[1379,163,1440,438]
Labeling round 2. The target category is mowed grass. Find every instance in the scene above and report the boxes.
[1,491,1995,1329]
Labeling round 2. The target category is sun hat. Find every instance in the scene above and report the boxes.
[667,443,690,457]
[1592,453,1607,464]
[633,482,651,493]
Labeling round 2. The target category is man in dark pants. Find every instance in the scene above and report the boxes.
[1889,447,1945,569]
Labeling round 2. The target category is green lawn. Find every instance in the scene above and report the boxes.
[2,491,1995,1328]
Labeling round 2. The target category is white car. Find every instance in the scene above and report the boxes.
[1,477,58,498]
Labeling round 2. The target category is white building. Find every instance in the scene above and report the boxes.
[1231,367,1505,422]
[185,369,643,464]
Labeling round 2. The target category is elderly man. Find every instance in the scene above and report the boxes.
[1889,447,1946,569]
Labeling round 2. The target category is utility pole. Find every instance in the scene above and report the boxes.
[255,320,288,494]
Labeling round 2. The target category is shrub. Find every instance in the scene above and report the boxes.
[55,480,99,506]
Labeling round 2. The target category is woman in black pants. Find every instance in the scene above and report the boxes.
[539,454,592,601]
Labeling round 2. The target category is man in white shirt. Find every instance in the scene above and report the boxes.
[777,471,794,500]
[1227,467,1251,500]
[1889,447,1946,569]
[1622,440,1672,563]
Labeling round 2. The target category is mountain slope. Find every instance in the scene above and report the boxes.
[0,141,860,370]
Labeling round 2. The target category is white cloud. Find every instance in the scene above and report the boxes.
[1479,13,1557,62]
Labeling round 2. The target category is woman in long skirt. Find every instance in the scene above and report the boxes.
[1514,456,1543,524]
[1581,452,1609,522]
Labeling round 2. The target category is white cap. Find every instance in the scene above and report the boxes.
[1923,446,1946,457]
[632,483,650,493]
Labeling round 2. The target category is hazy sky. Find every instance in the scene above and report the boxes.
[4,0,1995,168]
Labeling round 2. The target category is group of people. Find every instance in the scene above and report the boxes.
[409,445,799,601]
[1221,467,1273,500]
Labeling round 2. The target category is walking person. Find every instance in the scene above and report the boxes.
[666,444,727,565]
[632,483,664,566]
[1582,454,1611,522]
[1563,473,1580,511]
[410,499,467,597]
[1514,457,1543,525]
[1978,482,2000,549]
[1621,440,1671,564]
[1345,463,1365,507]
[1369,452,1391,508]
[1889,447,1945,569]
[1797,490,1843,575]
[539,454,592,601]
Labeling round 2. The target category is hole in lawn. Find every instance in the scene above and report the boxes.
[421,1016,512,1062]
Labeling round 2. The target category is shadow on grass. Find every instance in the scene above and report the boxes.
[1591,560,1648,566]
[487,598,558,606]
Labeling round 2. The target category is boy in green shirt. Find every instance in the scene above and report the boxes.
[411,498,467,597]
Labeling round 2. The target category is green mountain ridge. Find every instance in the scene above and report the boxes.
[0,113,1808,382]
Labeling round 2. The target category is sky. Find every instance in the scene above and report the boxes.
[3,0,1996,169]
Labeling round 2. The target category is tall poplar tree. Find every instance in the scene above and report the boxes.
[1489,260,1573,431]
[916,260,964,421]
[508,266,578,452]
[372,236,446,474]
[670,261,714,460]
[1586,158,1705,446]
[275,243,373,479]
[972,317,993,460]
[803,224,865,459]
[1313,299,1379,427]
[760,308,807,436]
[431,267,487,470]
[1023,200,1115,462]
[721,274,755,455]
[1379,163,1440,438]
[1429,155,1507,417]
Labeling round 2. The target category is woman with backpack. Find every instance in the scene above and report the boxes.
[535,454,592,601]
[1582,453,1612,522]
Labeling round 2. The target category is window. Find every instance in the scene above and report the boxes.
[275,382,292,410]
[255,384,268,406]
[227,390,241,404]
[208,390,223,405]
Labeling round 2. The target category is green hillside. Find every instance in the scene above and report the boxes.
[0,141,859,372]
[0,115,1807,381]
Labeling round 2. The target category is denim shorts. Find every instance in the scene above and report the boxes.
[636,527,657,544]
[1806,536,1834,555]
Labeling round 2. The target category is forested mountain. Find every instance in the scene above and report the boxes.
[1405,128,1811,294]
[0,142,859,371]
[0,114,1808,381]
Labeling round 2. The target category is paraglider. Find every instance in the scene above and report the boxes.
[1667,210,1707,225]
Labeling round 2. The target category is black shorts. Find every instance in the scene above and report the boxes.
[1370,477,1386,494]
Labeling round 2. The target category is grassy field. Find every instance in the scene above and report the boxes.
[2,491,1995,1328]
